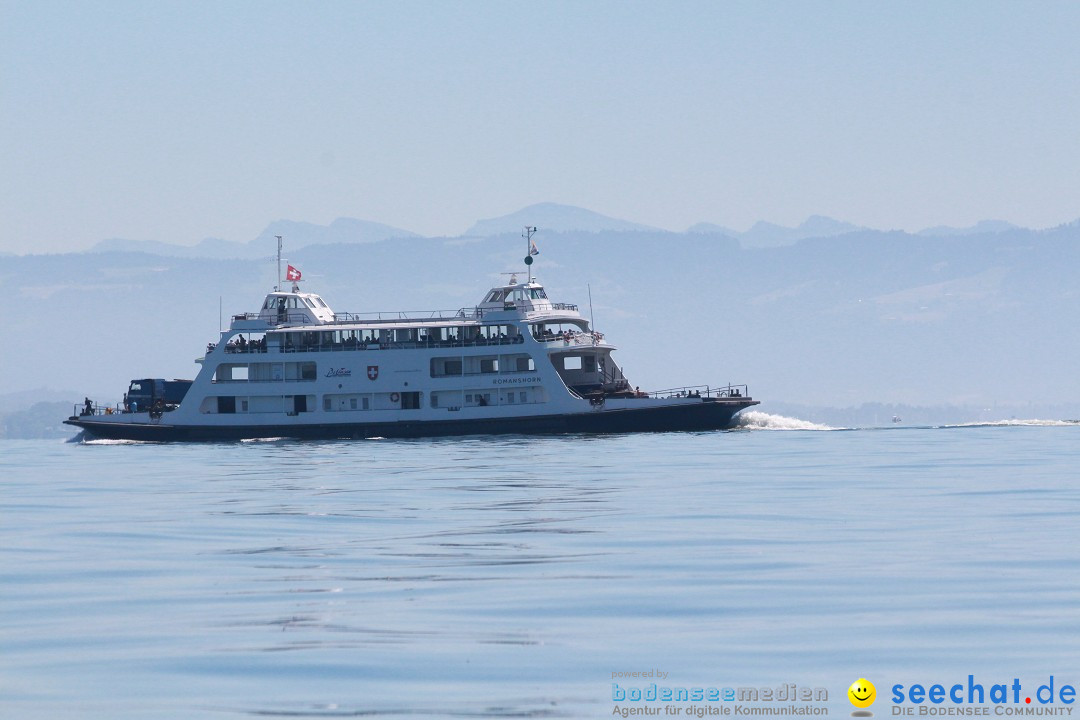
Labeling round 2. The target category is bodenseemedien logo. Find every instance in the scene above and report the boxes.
[849,678,876,717]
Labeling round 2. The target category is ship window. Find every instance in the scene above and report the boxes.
[485,290,504,303]
[303,298,316,309]
[519,391,527,403]
[530,288,547,299]
[563,356,582,370]
[300,362,316,380]
[323,396,332,411]
[350,398,357,410]
[507,393,514,404]
[431,358,463,377]
[362,397,370,410]
[480,358,498,373]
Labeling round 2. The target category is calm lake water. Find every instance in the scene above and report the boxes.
[2,415,1079,719]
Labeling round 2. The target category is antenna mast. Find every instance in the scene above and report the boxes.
[275,235,283,291]
[523,225,537,279]
[588,283,595,331]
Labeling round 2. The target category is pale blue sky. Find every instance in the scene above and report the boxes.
[2,0,1078,253]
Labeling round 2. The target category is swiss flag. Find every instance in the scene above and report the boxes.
[286,265,302,281]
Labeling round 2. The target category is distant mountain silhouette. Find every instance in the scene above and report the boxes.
[464,202,661,236]
[78,207,1074,260]
[252,217,420,250]
[738,216,867,247]
[687,215,866,247]
[92,236,252,259]
[686,222,739,236]
[90,217,419,259]
[917,220,1019,237]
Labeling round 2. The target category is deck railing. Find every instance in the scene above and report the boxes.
[71,402,179,417]
[333,307,486,323]
[229,302,584,330]
[535,330,604,347]
[643,384,750,400]
[217,334,530,355]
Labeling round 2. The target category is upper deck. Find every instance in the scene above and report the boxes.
[229,276,583,332]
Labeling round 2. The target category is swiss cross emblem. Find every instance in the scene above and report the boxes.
[367,365,379,380]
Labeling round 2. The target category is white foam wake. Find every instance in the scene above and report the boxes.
[734,410,841,431]
[941,418,1080,428]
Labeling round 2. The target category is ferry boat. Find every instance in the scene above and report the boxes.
[66,233,757,441]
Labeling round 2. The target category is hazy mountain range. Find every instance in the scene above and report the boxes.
[91,217,420,260]
[77,202,1076,259]
[3,202,1078,436]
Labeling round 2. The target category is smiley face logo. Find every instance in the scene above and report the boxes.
[848,678,876,708]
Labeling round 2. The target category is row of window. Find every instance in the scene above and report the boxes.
[262,295,329,311]
[282,323,524,348]
[430,354,535,377]
[222,321,591,356]
[214,361,316,383]
[200,388,546,414]
[483,287,549,303]
[214,356,539,383]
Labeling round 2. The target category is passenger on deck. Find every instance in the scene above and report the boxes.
[83,397,93,416]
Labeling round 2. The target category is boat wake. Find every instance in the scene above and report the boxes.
[939,418,1080,429]
[734,411,842,431]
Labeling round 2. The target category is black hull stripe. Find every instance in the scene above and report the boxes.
[65,400,759,442]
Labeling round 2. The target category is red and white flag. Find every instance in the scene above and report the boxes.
[286,265,302,281]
